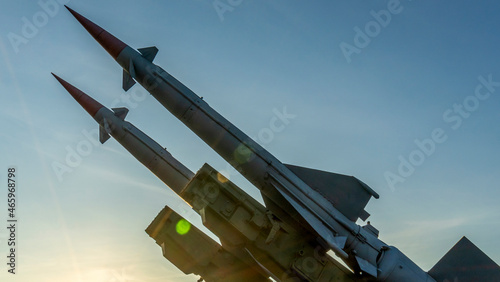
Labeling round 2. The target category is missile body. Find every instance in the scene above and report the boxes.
[52,75,272,280]
[52,73,193,194]
[53,75,358,281]
[64,7,437,281]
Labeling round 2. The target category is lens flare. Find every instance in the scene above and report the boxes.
[176,219,191,235]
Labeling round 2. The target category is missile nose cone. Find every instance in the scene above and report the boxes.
[65,6,127,60]
[52,73,104,117]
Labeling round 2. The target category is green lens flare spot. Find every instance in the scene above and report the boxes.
[176,219,191,235]
[233,143,254,164]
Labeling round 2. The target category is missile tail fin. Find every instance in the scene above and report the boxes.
[428,236,500,281]
[138,46,158,62]
[284,164,378,222]
[355,256,377,278]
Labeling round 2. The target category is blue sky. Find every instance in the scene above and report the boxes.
[1,0,499,281]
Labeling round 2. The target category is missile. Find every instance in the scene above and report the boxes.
[52,74,276,279]
[63,7,445,280]
[51,71,500,281]
[63,4,360,251]
[52,74,328,281]
[53,74,362,281]
[52,73,193,194]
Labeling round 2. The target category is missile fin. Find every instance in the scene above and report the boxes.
[138,46,158,62]
[102,117,112,134]
[122,59,136,91]
[122,71,135,91]
[274,185,348,259]
[355,256,378,277]
[99,125,111,144]
[123,58,136,91]
[285,164,379,222]
[332,236,347,249]
[428,236,500,281]
[112,107,129,121]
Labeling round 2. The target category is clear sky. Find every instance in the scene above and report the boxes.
[1,0,499,281]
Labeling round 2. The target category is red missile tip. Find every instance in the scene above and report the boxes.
[65,6,127,60]
[52,73,104,117]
